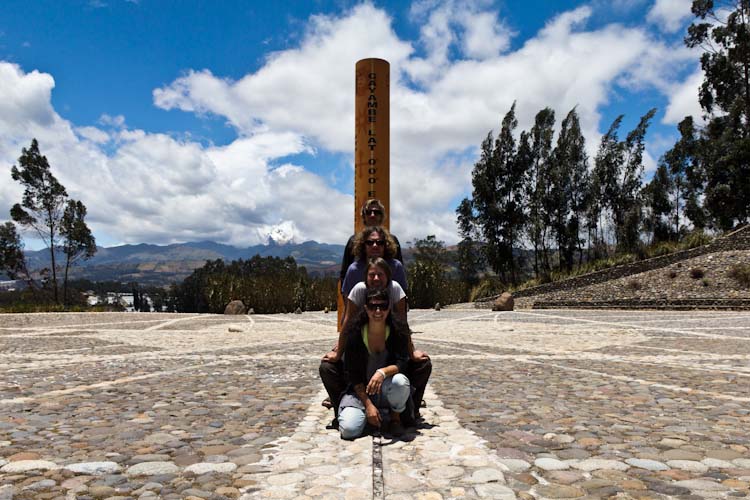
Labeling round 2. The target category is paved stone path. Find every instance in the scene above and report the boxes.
[0,309,749,499]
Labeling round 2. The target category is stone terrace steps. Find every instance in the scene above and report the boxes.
[475,224,750,307]
[531,297,750,310]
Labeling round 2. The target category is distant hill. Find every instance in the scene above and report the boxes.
[23,240,345,286]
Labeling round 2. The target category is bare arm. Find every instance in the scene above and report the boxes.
[323,299,359,362]
[354,382,381,427]
[394,297,406,323]
[339,299,360,343]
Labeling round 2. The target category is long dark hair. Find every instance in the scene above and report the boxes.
[350,226,398,260]
[343,287,409,339]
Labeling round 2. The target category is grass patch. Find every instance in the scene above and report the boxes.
[728,263,750,287]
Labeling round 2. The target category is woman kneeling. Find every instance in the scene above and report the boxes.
[338,288,412,439]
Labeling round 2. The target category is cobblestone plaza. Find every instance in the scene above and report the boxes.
[0,309,749,499]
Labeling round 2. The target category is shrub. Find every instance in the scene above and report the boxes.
[728,263,750,288]
[470,277,507,302]
[626,279,641,290]
[690,268,705,279]
[667,269,677,279]
[701,278,710,287]
[647,241,679,258]
[680,231,712,250]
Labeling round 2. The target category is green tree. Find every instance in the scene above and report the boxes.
[643,162,674,243]
[663,116,706,233]
[469,104,526,284]
[685,0,750,229]
[60,200,96,305]
[455,198,483,286]
[551,108,589,270]
[10,139,69,303]
[493,103,527,284]
[407,235,449,308]
[590,110,656,253]
[617,108,657,252]
[526,108,556,278]
[0,222,32,284]
[470,130,501,276]
[592,115,625,250]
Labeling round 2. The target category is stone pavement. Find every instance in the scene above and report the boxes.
[0,309,748,499]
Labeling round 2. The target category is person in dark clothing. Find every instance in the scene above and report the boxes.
[320,253,431,427]
[338,288,412,439]
[339,199,403,284]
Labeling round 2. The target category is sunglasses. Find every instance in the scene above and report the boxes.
[365,302,390,312]
[365,239,385,247]
[366,209,383,216]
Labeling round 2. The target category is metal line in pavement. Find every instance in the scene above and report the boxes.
[372,433,385,500]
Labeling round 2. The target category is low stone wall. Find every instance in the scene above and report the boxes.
[531,298,750,310]
[475,226,750,308]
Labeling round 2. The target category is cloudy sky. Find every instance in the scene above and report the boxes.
[0,0,702,249]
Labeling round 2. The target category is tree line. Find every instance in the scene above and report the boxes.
[170,256,338,314]
[456,0,750,287]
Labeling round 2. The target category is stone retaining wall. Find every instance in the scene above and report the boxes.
[531,298,750,310]
[475,226,750,308]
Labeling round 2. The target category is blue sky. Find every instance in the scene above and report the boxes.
[0,0,702,249]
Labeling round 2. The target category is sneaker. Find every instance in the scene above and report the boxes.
[322,397,333,409]
[325,418,339,430]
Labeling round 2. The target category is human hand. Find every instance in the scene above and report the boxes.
[366,370,385,395]
[365,402,381,428]
[412,349,429,362]
[322,350,340,362]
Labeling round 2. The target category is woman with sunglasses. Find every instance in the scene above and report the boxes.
[340,257,406,328]
[338,199,403,285]
[321,257,429,429]
[338,288,412,439]
[341,226,407,298]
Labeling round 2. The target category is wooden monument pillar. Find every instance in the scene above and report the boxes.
[354,58,390,233]
[338,58,390,325]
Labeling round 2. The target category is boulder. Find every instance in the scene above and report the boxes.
[434,302,441,311]
[224,300,246,315]
[492,292,514,311]
[294,307,303,314]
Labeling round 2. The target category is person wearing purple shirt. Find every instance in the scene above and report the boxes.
[342,232,407,297]
[338,199,403,284]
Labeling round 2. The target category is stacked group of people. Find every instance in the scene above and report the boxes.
[319,199,432,439]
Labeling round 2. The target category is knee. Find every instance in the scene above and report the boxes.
[385,374,410,412]
[413,358,432,375]
[338,408,365,440]
[319,360,339,379]
[391,373,410,389]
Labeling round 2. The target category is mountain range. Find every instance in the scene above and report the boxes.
[22,240,346,286]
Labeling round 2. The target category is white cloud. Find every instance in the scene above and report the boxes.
[647,0,693,33]
[75,126,110,144]
[98,113,126,128]
[0,62,351,247]
[154,3,413,152]
[460,11,513,59]
[2,2,700,248]
[663,67,703,124]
